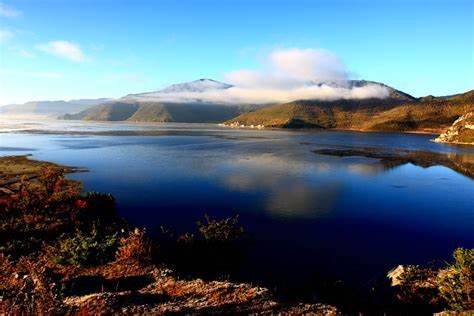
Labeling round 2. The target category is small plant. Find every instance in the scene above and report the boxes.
[436,248,473,310]
[163,214,248,277]
[115,228,152,264]
[397,265,441,307]
[197,214,244,244]
[38,166,65,196]
[53,225,119,267]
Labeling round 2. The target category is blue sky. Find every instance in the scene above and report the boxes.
[0,0,472,104]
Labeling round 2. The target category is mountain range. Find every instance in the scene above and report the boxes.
[60,79,416,123]
[226,89,474,133]
[2,79,473,139]
[0,98,112,117]
[61,79,259,122]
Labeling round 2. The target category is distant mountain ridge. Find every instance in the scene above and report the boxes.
[140,78,232,94]
[61,78,413,123]
[5,78,473,142]
[346,80,415,101]
[62,79,257,122]
[0,98,113,117]
[61,101,259,123]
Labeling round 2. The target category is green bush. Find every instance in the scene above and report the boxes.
[53,225,119,267]
[436,248,473,310]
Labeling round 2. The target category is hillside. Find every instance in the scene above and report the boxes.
[225,90,474,133]
[61,101,258,123]
[61,79,258,123]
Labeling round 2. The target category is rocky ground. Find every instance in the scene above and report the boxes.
[57,262,338,315]
[435,112,474,145]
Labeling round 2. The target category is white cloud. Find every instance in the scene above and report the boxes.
[0,29,13,43]
[225,48,348,88]
[35,40,89,62]
[130,48,389,104]
[270,48,347,82]
[0,2,21,18]
[131,84,389,104]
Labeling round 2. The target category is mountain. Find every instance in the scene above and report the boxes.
[62,79,257,122]
[0,98,112,117]
[122,78,233,103]
[59,79,473,137]
[346,80,415,101]
[225,89,474,133]
[127,78,232,97]
[62,101,257,123]
[62,79,405,123]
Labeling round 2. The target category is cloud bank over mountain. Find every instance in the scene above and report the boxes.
[128,48,389,104]
[226,48,348,88]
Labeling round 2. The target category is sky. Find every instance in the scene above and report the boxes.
[0,0,473,105]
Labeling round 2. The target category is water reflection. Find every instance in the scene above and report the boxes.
[218,154,343,218]
[314,146,474,179]
[0,122,472,287]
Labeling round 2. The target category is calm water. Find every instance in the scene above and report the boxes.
[1,120,473,292]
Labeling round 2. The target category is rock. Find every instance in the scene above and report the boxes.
[60,266,338,315]
[435,112,474,145]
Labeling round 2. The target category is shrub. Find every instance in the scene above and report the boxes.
[53,226,119,267]
[397,265,441,307]
[0,254,62,314]
[1,167,81,217]
[72,192,119,229]
[115,228,152,265]
[436,248,473,310]
[197,214,244,244]
[38,166,65,196]
[162,214,248,277]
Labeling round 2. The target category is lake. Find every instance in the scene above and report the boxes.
[1,120,473,296]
